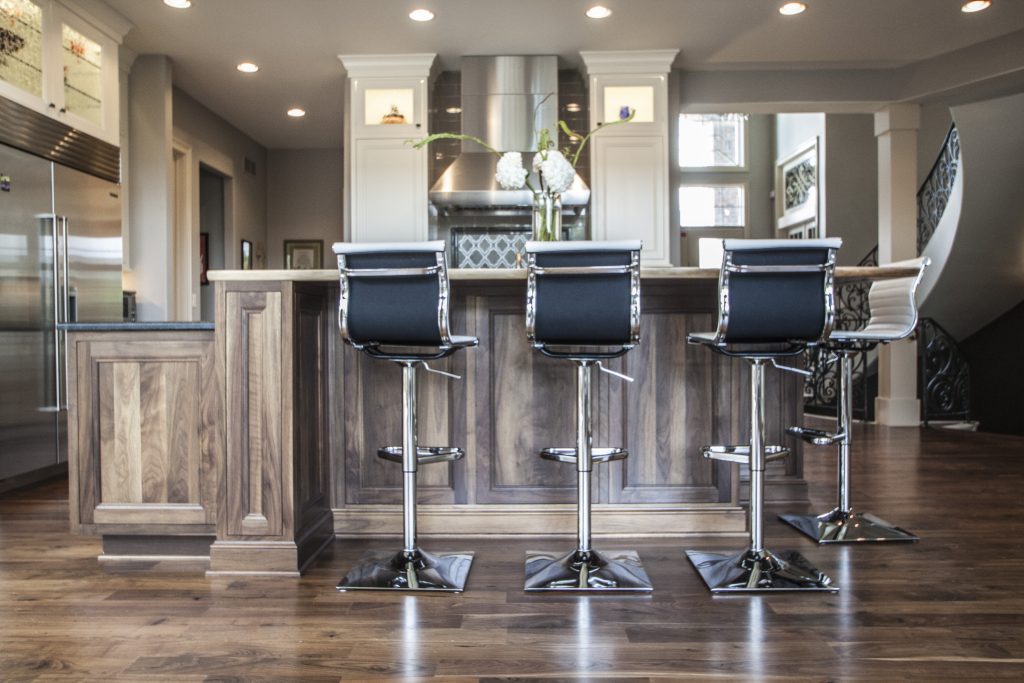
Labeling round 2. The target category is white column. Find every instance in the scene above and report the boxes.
[874,104,920,426]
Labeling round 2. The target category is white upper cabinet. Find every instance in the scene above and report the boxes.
[0,0,127,146]
[339,54,436,243]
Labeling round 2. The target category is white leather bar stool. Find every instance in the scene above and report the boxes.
[333,241,477,592]
[781,256,930,543]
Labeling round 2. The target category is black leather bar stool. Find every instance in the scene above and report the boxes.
[332,241,477,592]
[522,240,652,592]
[686,238,841,593]
[781,256,930,543]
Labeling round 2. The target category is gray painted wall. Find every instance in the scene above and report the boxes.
[824,114,877,265]
[266,149,343,270]
[127,55,173,322]
[918,103,954,187]
[172,88,267,271]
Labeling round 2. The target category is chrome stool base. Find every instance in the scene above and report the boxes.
[524,548,653,592]
[337,548,474,593]
[685,548,836,593]
[779,508,919,544]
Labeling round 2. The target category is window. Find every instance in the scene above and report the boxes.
[679,114,747,168]
[679,184,745,228]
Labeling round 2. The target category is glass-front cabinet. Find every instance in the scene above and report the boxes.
[0,0,120,145]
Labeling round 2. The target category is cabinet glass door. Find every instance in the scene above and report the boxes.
[0,0,44,99]
[61,21,101,126]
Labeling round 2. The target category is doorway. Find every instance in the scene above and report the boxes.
[199,166,225,322]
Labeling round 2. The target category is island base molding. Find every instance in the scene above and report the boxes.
[207,511,335,577]
[332,504,747,538]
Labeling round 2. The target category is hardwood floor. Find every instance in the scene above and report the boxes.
[2,422,1024,681]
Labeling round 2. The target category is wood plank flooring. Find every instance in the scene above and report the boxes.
[2,422,1024,681]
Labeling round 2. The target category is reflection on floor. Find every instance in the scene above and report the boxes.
[1,423,1023,680]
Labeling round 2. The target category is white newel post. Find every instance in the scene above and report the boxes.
[338,54,437,243]
[581,50,679,267]
[874,104,921,426]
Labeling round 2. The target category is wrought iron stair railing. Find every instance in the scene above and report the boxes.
[917,123,960,255]
[918,318,972,426]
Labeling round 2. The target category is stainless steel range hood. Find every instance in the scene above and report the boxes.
[429,56,590,209]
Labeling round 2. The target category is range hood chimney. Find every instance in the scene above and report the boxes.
[429,56,590,209]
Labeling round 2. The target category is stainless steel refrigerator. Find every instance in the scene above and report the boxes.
[0,142,122,483]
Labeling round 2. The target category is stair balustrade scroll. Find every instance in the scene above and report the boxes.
[917,124,960,255]
[918,318,972,426]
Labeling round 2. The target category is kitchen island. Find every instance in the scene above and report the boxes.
[66,266,911,576]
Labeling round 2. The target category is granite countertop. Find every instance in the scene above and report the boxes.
[59,321,215,331]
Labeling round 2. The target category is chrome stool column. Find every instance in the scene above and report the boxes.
[781,257,930,544]
[686,238,842,593]
[332,241,477,593]
[522,240,652,593]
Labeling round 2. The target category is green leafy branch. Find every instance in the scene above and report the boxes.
[558,108,636,167]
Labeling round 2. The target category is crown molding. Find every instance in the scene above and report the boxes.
[580,50,679,76]
[338,54,438,79]
[58,0,133,43]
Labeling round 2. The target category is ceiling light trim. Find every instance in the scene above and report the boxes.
[779,2,807,16]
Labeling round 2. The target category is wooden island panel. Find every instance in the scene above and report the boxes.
[67,330,222,570]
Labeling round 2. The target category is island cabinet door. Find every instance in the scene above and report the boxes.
[69,332,221,533]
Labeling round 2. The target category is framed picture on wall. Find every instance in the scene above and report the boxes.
[199,232,209,285]
[241,239,253,270]
[284,239,324,270]
[775,137,818,232]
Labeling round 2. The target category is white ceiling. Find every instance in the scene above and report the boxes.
[101,0,1024,149]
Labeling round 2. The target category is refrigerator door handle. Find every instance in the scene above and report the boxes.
[59,216,70,411]
[50,214,62,412]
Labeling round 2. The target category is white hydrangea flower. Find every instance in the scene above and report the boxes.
[535,149,575,195]
[495,152,528,190]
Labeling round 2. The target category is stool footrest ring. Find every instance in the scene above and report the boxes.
[539,447,628,464]
[787,426,843,446]
[377,446,465,465]
[701,445,788,464]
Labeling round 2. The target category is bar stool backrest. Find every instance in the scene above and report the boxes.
[525,240,641,348]
[860,256,930,340]
[715,238,842,345]
[332,241,451,348]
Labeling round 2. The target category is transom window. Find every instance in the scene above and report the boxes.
[679,114,747,168]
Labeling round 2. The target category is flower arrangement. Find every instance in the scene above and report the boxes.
[411,104,635,241]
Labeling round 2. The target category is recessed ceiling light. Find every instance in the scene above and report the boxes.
[163,0,191,8]
[287,108,306,118]
[236,62,259,73]
[586,6,612,19]
[409,8,434,21]
[961,0,991,12]
[445,106,462,114]
[779,2,806,15]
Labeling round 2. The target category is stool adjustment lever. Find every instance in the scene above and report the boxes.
[596,361,634,382]
[420,361,461,380]
[770,358,813,377]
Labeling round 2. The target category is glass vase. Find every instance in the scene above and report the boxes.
[531,192,562,242]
